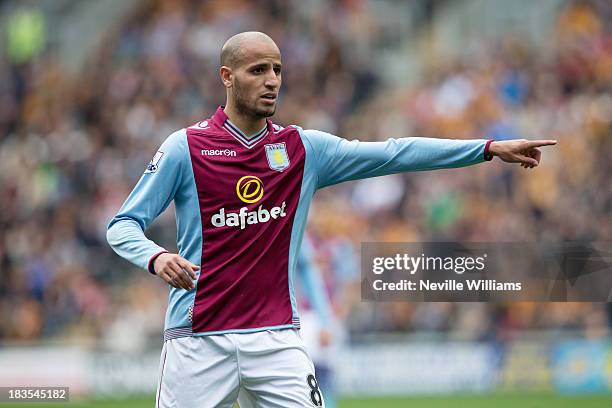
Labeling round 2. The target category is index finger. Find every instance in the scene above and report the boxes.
[177,258,198,279]
[525,140,557,148]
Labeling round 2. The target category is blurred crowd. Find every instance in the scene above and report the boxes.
[0,0,610,347]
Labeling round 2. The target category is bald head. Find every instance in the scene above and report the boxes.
[220,31,279,68]
[219,31,282,122]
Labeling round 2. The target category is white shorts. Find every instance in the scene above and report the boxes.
[155,328,325,408]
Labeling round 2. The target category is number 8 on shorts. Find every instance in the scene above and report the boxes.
[307,374,323,407]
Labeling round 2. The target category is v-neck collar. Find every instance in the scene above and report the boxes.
[212,107,273,149]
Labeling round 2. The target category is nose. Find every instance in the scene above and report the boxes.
[264,71,279,89]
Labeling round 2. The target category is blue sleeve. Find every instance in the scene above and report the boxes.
[301,129,490,189]
[106,129,187,273]
[296,237,332,326]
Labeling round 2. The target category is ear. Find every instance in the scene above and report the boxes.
[220,66,233,88]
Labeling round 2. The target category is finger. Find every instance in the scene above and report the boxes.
[523,147,542,163]
[169,276,180,288]
[530,148,541,164]
[155,259,181,287]
[176,268,194,290]
[167,262,193,290]
[516,154,538,167]
[179,260,198,282]
[176,257,200,272]
[523,150,539,167]
[177,258,198,280]
[159,270,180,288]
[525,140,557,148]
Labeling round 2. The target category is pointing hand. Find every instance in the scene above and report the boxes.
[489,139,557,168]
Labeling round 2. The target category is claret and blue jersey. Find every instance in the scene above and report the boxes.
[107,106,491,340]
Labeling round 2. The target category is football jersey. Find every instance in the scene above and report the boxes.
[107,107,491,339]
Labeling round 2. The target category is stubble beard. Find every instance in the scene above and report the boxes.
[233,79,276,120]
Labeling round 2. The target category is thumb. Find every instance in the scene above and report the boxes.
[191,264,200,271]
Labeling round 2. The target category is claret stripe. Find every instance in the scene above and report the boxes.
[187,122,306,334]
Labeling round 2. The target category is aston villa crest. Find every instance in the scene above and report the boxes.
[265,143,290,172]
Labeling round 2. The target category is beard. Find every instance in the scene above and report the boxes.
[233,78,276,119]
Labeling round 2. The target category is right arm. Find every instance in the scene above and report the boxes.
[106,130,198,290]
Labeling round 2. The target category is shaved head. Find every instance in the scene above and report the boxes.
[219,31,282,125]
[220,31,279,68]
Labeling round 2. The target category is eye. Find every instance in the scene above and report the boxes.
[252,67,264,74]
[274,67,281,75]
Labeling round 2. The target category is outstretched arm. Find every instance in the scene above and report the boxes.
[301,129,556,188]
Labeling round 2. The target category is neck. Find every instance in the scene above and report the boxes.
[223,103,267,136]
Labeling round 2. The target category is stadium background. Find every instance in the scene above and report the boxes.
[0,0,611,406]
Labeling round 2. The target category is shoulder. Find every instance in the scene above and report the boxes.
[274,125,334,142]
[189,119,211,130]
[297,128,343,152]
[270,124,331,149]
[147,129,188,172]
[186,117,229,140]
[299,128,334,139]
[187,119,214,133]
[268,122,299,136]
[161,128,188,151]
[266,122,306,142]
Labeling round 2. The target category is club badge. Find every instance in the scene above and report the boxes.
[265,143,290,172]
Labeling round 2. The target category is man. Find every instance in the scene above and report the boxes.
[106,32,556,407]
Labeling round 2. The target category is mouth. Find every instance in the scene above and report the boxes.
[260,93,277,104]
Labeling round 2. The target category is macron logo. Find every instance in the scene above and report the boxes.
[201,149,237,157]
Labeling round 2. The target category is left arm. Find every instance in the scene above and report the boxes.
[301,129,556,189]
[302,130,492,189]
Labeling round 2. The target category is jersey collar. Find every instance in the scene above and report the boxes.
[212,106,273,149]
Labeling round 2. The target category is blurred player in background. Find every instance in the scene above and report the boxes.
[107,31,556,407]
[297,234,338,408]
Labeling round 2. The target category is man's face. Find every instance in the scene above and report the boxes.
[227,42,282,119]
